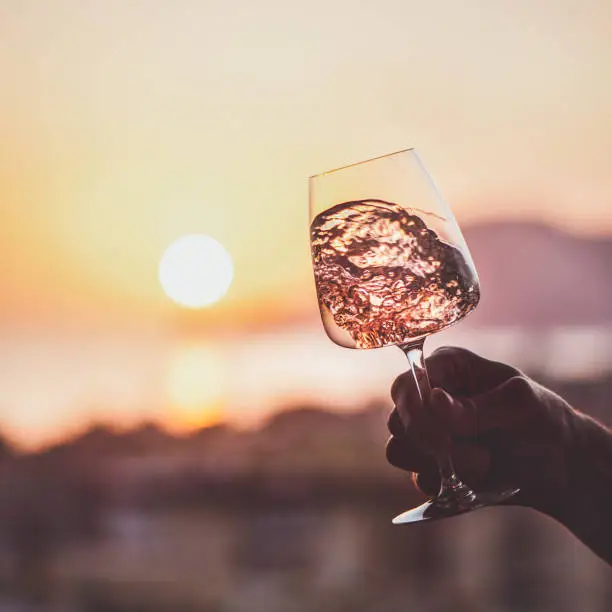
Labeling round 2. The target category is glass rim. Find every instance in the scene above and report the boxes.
[309,147,416,179]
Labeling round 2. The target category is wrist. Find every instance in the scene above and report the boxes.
[552,411,612,562]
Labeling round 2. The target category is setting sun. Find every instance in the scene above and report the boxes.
[159,235,234,308]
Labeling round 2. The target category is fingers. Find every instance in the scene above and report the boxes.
[430,378,533,437]
[386,435,434,474]
[389,347,523,433]
[386,407,439,470]
[416,445,490,494]
[387,437,492,497]
[387,409,407,439]
[390,371,427,429]
[452,444,491,486]
[426,346,521,396]
[387,352,532,502]
[386,434,440,497]
[414,470,439,497]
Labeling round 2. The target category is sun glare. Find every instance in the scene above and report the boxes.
[159,235,234,308]
[166,344,225,430]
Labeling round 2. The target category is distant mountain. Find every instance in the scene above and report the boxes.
[0,432,14,461]
[249,405,389,477]
[462,221,612,327]
[13,380,611,510]
[30,405,392,483]
[47,422,182,458]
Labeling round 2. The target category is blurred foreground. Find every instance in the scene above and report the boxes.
[0,375,611,612]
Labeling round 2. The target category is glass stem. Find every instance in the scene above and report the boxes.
[400,342,474,503]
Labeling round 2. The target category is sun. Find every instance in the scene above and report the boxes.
[159,234,234,308]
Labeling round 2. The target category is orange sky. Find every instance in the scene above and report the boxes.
[1,0,612,446]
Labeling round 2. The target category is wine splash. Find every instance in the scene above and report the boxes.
[310,199,479,349]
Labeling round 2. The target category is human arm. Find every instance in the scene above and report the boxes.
[385,347,612,564]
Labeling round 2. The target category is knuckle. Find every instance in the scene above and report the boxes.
[430,345,459,356]
[426,346,466,384]
[427,346,455,368]
[385,436,404,467]
[494,359,522,378]
[506,376,536,404]
[386,409,403,436]
[390,372,412,404]
[429,345,469,362]
[390,377,402,403]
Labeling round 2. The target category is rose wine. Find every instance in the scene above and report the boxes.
[310,199,479,349]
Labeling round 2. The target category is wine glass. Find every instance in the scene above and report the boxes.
[309,148,519,523]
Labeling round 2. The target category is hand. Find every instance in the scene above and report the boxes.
[385,346,612,563]
[386,346,579,517]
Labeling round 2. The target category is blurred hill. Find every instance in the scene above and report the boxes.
[42,404,393,485]
[0,432,15,461]
[1,379,611,612]
[15,374,611,510]
[463,221,612,327]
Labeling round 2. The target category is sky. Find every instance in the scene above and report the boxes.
[1,0,612,446]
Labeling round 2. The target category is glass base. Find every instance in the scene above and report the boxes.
[392,487,520,524]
